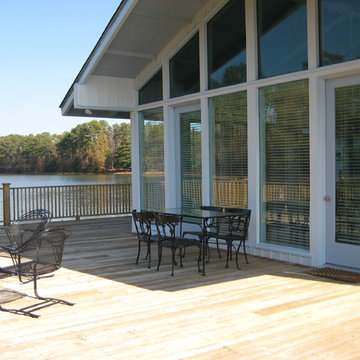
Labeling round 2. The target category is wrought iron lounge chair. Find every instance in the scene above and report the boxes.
[4,209,52,248]
[1,209,52,280]
[155,213,201,276]
[0,228,74,318]
[217,208,251,269]
[132,209,160,268]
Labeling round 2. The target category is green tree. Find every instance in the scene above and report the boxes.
[113,122,131,170]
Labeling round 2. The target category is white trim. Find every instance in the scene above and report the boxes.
[199,17,207,93]
[307,0,319,69]
[245,0,257,82]
[247,86,260,247]
[61,93,74,115]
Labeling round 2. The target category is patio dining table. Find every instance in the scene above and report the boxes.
[147,207,234,276]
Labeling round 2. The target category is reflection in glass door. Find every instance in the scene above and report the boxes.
[178,108,202,208]
[326,78,360,268]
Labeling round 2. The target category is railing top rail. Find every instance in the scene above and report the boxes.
[6,183,131,190]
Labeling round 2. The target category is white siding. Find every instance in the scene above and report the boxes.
[74,76,136,111]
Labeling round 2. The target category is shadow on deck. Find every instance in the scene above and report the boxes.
[2,216,352,291]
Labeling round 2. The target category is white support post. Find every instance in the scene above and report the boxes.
[245,0,258,82]
[164,105,177,208]
[307,0,319,69]
[247,85,260,247]
[131,111,141,212]
[309,75,326,267]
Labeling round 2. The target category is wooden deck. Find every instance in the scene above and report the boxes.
[1,216,360,360]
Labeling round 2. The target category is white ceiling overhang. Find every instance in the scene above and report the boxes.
[60,0,210,118]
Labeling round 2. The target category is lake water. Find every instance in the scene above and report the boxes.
[0,173,131,187]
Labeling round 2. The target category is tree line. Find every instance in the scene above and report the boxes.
[0,120,131,173]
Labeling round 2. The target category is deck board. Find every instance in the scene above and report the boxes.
[1,216,360,359]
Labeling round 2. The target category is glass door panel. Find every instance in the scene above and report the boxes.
[179,108,202,208]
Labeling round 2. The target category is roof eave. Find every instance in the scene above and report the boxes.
[59,0,136,112]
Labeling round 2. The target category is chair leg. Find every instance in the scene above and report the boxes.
[235,240,248,270]
[243,239,249,264]
[33,269,74,306]
[197,246,202,273]
[147,242,151,269]
[171,247,176,276]
[204,237,211,264]
[136,241,141,264]
[156,244,162,271]
[216,237,222,258]
[225,243,230,268]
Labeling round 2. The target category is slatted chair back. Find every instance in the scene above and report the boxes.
[132,210,154,241]
[221,208,251,238]
[154,214,181,242]
[5,209,52,249]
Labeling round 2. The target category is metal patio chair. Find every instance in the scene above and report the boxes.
[217,208,251,269]
[155,213,201,276]
[132,209,159,268]
[0,228,74,318]
[1,209,52,281]
[182,205,224,262]
[4,209,52,248]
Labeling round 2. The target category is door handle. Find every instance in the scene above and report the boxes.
[324,195,331,201]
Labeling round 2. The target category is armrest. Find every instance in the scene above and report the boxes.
[0,244,17,255]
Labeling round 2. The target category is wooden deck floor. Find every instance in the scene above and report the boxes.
[1,217,360,360]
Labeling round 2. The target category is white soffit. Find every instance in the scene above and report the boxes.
[92,0,210,79]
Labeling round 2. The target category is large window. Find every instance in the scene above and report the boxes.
[259,80,310,250]
[139,108,165,210]
[319,0,360,66]
[207,0,246,89]
[138,69,163,105]
[257,0,308,79]
[209,91,248,207]
[169,33,200,98]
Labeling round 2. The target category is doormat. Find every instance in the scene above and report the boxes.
[308,267,360,283]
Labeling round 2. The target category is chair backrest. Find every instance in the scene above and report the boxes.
[5,209,52,248]
[200,205,223,212]
[154,214,181,241]
[221,208,251,239]
[132,210,154,240]
[20,229,71,275]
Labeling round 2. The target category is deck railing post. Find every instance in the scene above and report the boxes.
[2,183,11,226]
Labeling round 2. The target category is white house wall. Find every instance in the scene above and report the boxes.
[74,75,136,111]
[129,0,360,268]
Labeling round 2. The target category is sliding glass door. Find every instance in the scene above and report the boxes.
[326,76,360,268]
[176,105,202,208]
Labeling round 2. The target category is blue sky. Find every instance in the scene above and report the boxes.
[0,0,125,136]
